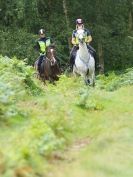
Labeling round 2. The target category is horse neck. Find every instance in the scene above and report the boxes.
[78,42,89,62]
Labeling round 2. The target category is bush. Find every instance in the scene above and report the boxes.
[96,68,133,91]
[0,56,43,122]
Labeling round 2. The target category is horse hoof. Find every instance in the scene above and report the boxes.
[87,79,90,84]
[92,82,95,87]
[85,79,90,85]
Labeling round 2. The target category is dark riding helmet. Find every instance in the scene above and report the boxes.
[39,29,45,35]
[76,18,83,24]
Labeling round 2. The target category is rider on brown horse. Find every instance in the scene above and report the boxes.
[34,29,52,75]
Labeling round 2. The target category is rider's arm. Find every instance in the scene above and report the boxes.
[34,40,40,51]
[86,35,92,43]
[86,29,92,43]
[71,37,77,45]
[71,30,77,45]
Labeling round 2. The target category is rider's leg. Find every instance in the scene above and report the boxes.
[70,45,78,69]
[38,55,44,74]
[87,44,99,69]
[87,44,96,57]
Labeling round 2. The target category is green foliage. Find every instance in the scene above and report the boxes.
[0,56,43,122]
[18,119,63,159]
[76,88,103,110]
[0,29,38,65]
[0,66,133,176]
[96,68,133,91]
[0,60,75,175]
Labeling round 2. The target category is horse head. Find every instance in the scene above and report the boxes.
[43,45,60,83]
[76,29,86,44]
[46,45,57,66]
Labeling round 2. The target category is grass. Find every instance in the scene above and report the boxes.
[0,57,133,176]
[49,85,133,177]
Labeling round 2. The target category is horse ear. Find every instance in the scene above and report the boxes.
[50,43,55,48]
[52,42,56,45]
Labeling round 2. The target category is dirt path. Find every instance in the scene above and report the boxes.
[46,137,91,177]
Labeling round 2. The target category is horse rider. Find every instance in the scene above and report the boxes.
[70,18,96,68]
[34,29,52,75]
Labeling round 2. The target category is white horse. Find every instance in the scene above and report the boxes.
[73,29,95,86]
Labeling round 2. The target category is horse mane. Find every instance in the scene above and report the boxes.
[48,44,55,49]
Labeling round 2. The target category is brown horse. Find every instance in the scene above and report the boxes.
[37,45,60,83]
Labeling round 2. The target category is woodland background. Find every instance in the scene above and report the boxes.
[0,0,133,72]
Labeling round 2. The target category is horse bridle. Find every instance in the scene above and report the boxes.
[76,29,86,43]
[46,48,56,66]
[77,29,91,65]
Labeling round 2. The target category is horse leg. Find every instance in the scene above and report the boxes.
[42,76,46,85]
[82,68,94,86]
[85,76,90,85]
[88,70,95,86]
[79,72,88,85]
[92,71,95,87]
[73,65,77,77]
[85,69,91,85]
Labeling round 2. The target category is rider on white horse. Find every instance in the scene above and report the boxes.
[70,18,96,69]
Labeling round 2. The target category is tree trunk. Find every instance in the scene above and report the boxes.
[127,0,133,31]
[98,43,104,74]
[128,9,133,31]
[62,0,71,51]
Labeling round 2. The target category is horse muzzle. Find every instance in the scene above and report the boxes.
[50,57,56,66]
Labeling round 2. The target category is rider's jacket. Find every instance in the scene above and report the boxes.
[72,28,92,45]
[35,37,51,55]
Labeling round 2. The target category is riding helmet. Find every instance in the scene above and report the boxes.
[76,18,83,24]
[39,29,45,35]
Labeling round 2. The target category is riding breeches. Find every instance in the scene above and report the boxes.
[87,44,96,58]
[70,45,79,66]
[38,55,45,73]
